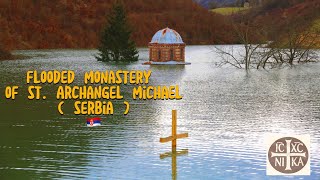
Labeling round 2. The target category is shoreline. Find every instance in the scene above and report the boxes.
[0,54,31,61]
[2,45,320,62]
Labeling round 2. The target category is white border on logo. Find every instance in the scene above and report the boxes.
[265,134,310,176]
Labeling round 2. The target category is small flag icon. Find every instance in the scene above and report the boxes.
[86,117,101,127]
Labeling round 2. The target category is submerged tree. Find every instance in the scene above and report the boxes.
[214,12,319,70]
[271,19,319,65]
[214,13,266,70]
[96,1,138,62]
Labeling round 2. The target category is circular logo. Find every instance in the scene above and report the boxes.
[268,137,308,174]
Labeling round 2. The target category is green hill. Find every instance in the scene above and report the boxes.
[211,7,249,15]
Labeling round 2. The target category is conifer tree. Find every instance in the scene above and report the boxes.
[96,1,138,62]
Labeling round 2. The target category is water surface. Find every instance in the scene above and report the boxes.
[0,46,319,179]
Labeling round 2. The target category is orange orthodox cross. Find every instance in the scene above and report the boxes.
[160,110,188,149]
[160,110,188,180]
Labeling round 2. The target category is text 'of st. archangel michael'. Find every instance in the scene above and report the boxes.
[5,70,183,115]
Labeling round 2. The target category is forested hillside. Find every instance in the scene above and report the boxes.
[0,0,235,50]
[0,0,319,52]
[248,0,320,45]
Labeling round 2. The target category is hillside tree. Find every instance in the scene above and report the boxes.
[96,0,139,62]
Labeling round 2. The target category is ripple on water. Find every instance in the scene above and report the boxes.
[0,47,319,179]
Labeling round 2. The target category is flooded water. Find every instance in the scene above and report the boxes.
[0,46,319,179]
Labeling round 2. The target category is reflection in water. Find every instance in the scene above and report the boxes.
[160,148,188,180]
[159,110,189,180]
[0,46,319,179]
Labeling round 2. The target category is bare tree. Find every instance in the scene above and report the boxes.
[215,14,319,70]
[214,13,265,70]
[270,19,320,66]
